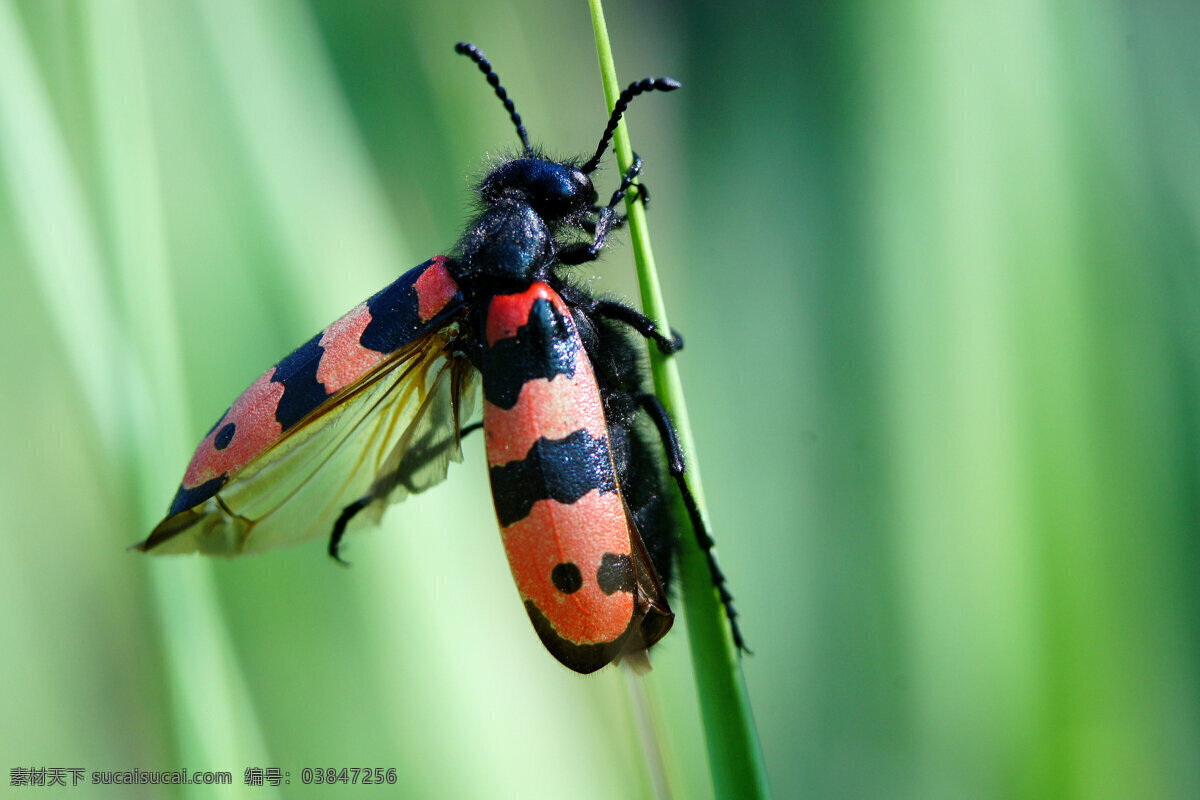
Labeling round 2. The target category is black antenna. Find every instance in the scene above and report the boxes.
[454,42,533,156]
[581,76,680,174]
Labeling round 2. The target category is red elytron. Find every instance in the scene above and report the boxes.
[482,283,671,671]
[137,256,469,556]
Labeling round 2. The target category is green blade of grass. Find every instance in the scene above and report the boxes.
[588,3,771,798]
[86,4,278,790]
[0,0,273,786]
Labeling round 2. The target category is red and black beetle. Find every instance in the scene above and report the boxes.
[135,42,741,673]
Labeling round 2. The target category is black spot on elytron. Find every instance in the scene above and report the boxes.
[596,553,635,595]
[360,267,422,352]
[551,562,583,594]
[213,422,236,450]
[271,333,328,431]
[204,408,230,438]
[482,297,580,409]
[488,430,617,527]
[359,258,465,354]
[167,475,228,516]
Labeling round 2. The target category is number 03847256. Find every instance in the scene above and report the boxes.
[299,767,397,785]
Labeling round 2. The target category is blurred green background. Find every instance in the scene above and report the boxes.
[2,1,1198,798]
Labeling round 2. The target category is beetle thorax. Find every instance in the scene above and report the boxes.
[458,156,598,283]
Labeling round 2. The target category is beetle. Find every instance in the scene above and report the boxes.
[134,42,741,673]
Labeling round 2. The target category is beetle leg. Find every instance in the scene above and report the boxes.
[636,392,748,654]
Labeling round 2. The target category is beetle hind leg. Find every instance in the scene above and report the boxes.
[326,421,485,563]
[328,497,370,564]
[636,392,749,654]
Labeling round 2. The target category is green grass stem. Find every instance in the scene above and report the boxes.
[588,4,771,798]
[0,3,273,789]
